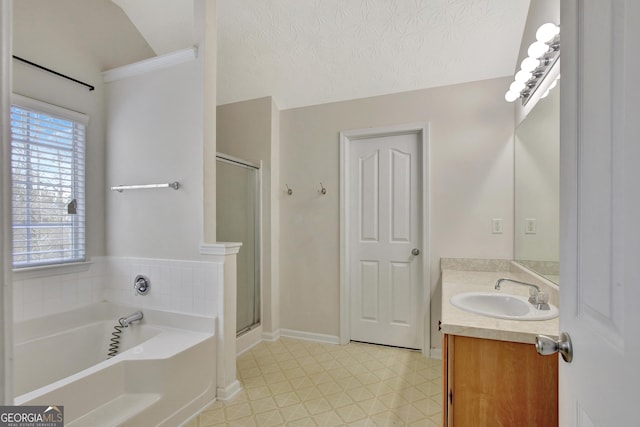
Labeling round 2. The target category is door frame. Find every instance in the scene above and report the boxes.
[339,123,430,354]
[1,0,12,405]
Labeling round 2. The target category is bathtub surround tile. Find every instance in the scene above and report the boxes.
[191,338,442,426]
[43,277,62,300]
[13,267,99,321]
[101,256,220,317]
[62,277,79,302]
[22,301,44,321]
[22,278,44,302]
[12,281,24,320]
[13,255,221,322]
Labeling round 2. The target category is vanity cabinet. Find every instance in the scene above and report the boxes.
[442,334,558,427]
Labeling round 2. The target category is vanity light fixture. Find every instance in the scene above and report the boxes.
[505,22,560,105]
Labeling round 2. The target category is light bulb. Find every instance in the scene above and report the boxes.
[536,23,560,43]
[510,81,526,93]
[521,57,541,72]
[515,70,532,83]
[541,89,550,99]
[505,90,519,103]
[548,79,558,91]
[528,41,549,59]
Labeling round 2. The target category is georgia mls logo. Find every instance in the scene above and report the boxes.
[0,405,64,427]
[44,406,63,419]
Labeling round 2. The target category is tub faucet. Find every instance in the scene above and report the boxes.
[495,278,550,310]
[119,311,143,327]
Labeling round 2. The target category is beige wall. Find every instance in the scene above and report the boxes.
[279,77,515,347]
[217,97,280,335]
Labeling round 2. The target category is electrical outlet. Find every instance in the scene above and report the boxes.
[525,218,537,234]
[492,218,503,234]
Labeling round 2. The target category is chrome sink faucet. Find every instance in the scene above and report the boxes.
[495,278,550,310]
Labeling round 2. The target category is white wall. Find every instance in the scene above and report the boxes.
[10,1,221,326]
[279,77,515,347]
[11,1,124,325]
[11,0,212,265]
[105,59,204,260]
[12,13,110,262]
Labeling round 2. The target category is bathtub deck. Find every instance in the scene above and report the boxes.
[14,303,218,426]
[67,393,161,427]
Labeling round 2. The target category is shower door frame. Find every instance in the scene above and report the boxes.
[216,153,262,336]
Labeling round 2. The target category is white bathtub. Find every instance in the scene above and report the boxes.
[14,303,217,426]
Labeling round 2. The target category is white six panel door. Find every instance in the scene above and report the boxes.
[349,132,422,349]
[560,1,640,425]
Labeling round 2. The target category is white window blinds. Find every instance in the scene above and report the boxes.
[10,95,88,268]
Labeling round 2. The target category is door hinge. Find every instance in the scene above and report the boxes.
[449,389,453,405]
[438,320,442,331]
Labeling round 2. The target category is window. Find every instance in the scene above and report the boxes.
[10,95,87,268]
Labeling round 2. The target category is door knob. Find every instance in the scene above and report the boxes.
[411,248,420,256]
[535,332,573,363]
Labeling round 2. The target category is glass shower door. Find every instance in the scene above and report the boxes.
[216,155,260,335]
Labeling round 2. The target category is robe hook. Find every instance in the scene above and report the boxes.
[319,183,327,195]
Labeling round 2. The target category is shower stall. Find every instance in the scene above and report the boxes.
[216,154,261,335]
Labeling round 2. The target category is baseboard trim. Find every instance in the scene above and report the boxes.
[216,380,242,401]
[280,329,340,345]
[262,330,281,342]
[242,327,436,358]
[430,348,442,360]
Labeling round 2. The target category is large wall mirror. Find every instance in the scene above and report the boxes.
[514,79,560,284]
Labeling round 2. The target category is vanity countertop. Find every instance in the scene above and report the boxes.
[441,269,559,344]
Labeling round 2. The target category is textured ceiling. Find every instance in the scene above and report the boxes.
[218,0,530,109]
[114,0,531,109]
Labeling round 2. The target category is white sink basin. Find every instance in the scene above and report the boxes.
[450,292,558,321]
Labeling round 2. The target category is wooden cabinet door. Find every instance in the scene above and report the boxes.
[444,334,558,427]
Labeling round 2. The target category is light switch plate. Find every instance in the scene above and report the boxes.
[492,218,503,234]
[525,218,537,234]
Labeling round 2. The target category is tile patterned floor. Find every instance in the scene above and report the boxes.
[186,338,442,426]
